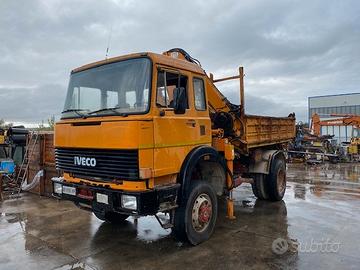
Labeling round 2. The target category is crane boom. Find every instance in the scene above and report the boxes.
[311,113,360,136]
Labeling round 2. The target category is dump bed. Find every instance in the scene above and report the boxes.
[243,114,296,149]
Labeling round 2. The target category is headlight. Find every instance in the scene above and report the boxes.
[121,195,137,210]
[53,183,63,194]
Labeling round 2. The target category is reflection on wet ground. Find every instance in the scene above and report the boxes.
[1,163,360,269]
[288,163,360,200]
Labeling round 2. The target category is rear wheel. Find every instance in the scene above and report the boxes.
[93,211,129,224]
[173,181,217,245]
[267,157,287,201]
[251,174,269,200]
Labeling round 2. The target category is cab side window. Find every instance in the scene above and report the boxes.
[193,77,206,111]
[157,70,188,109]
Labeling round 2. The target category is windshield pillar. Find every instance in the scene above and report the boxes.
[101,90,107,109]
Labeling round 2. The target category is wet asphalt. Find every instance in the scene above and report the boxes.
[0,163,360,270]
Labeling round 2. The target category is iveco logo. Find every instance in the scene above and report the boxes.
[74,156,97,167]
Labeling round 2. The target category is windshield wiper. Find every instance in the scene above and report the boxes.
[62,109,88,118]
[87,107,128,116]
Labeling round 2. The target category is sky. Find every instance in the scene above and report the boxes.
[0,0,359,126]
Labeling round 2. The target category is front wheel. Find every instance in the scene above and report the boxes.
[173,181,218,245]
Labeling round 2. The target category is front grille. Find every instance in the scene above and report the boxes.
[55,148,139,181]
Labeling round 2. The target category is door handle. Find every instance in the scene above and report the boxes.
[186,120,196,127]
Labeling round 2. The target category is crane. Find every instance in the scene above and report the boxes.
[311,113,360,157]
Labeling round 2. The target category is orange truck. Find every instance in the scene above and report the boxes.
[52,48,295,245]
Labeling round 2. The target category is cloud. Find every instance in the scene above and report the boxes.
[0,83,66,124]
[0,0,359,124]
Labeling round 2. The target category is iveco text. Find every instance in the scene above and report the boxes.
[74,156,97,167]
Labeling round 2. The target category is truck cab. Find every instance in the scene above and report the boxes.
[52,49,295,245]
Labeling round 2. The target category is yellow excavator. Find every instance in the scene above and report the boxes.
[52,48,295,244]
[311,113,360,158]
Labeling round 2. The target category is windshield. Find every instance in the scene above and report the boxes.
[62,57,151,118]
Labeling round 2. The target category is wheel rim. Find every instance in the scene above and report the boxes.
[277,169,286,194]
[191,193,212,233]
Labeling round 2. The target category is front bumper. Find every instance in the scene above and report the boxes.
[52,178,179,216]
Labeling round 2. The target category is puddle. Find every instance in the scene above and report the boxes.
[89,214,173,251]
[287,163,360,200]
[132,215,172,243]
[241,199,255,207]
[3,212,26,223]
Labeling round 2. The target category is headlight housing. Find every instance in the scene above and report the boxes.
[121,195,137,210]
[53,182,63,194]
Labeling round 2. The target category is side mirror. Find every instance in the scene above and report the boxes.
[173,87,187,114]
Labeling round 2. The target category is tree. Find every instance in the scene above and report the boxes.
[47,115,55,130]
[0,119,13,129]
[36,116,56,131]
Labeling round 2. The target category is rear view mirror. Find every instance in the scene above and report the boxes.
[173,87,186,114]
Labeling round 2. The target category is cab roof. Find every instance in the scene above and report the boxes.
[71,52,206,75]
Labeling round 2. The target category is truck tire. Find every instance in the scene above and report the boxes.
[173,181,217,245]
[251,174,269,200]
[93,211,129,224]
[267,157,286,201]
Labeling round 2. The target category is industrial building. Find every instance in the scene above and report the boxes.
[308,93,360,143]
